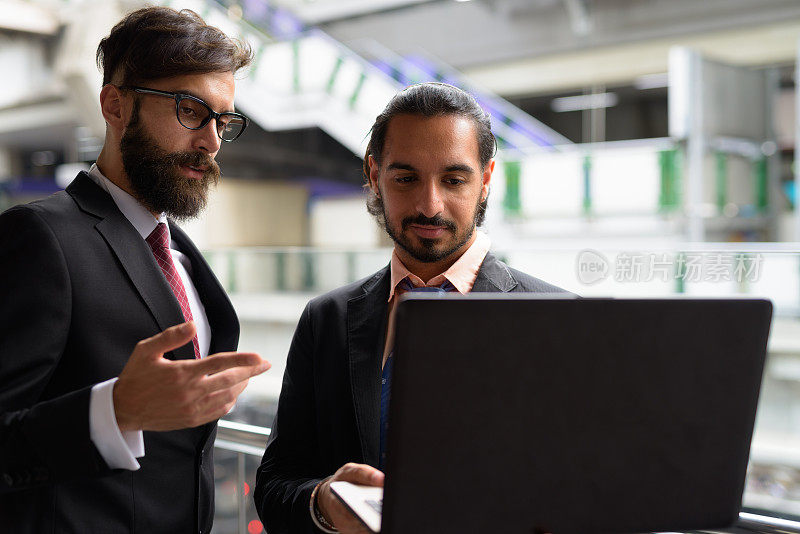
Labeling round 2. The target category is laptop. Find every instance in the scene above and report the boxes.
[332,295,772,534]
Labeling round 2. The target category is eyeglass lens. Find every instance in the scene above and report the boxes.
[176,97,245,141]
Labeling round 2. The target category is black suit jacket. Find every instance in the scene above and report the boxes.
[0,172,239,533]
[254,253,565,533]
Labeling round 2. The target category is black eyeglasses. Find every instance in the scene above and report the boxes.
[122,86,248,142]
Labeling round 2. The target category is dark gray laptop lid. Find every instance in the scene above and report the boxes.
[383,296,772,534]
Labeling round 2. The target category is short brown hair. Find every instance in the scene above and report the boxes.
[96,6,252,86]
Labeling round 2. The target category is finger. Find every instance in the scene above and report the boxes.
[191,352,267,376]
[200,366,254,394]
[339,464,384,487]
[136,321,196,360]
[199,383,248,421]
[201,381,247,411]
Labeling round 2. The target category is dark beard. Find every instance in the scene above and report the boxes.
[120,107,220,221]
[383,198,481,264]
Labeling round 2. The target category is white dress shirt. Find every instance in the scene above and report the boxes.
[86,164,212,470]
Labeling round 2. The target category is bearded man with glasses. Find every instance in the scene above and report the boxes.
[0,7,270,533]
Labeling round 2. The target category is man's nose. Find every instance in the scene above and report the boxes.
[416,180,444,218]
[192,118,222,155]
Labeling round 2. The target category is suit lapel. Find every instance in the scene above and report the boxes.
[67,173,194,360]
[347,267,390,466]
[471,252,518,293]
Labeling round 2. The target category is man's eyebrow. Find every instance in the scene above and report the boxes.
[386,162,417,172]
[175,89,235,113]
[444,163,475,174]
[386,162,476,174]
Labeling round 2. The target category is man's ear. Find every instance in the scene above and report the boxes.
[368,155,381,197]
[481,159,495,202]
[99,84,128,133]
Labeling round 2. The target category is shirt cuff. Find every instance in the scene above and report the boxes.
[89,378,144,470]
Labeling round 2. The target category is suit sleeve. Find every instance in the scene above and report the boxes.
[254,302,324,534]
[0,206,111,494]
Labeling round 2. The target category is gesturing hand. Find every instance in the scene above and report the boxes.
[317,463,384,533]
[112,321,270,431]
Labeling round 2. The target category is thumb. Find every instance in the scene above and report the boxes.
[137,321,196,360]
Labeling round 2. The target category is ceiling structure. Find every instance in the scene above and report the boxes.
[293,0,800,96]
[4,0,799,162]
[269,0,437,25]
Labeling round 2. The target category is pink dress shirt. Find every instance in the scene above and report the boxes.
[382,232,491,366]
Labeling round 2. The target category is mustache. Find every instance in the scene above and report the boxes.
[401,213,456,232]
[164,151,220,177]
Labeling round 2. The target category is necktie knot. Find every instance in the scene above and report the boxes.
[146,222,170,252]
[398,277,455,294]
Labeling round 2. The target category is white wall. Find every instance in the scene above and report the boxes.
[309,194,382,247]
[181,178,309,248]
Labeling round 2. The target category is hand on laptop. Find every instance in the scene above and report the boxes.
[317,463,384,533]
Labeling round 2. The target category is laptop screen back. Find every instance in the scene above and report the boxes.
[382,296,772,534]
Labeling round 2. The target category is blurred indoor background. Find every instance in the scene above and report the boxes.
[3,0,800,531]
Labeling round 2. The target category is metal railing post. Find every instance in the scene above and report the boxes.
[237,452,246,534]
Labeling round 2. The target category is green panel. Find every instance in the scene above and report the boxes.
[349,72,367,110]
[674,252,686,294]
[346,251,357,283]
[326,56,344,94]
[502,160,522,217]
[658,150,675,212]
[754,157,768,212]
[302,251,315,290]
[658,149,680,212]
[292,40,300,93]
[582,154,592,215]
[228,251,237,294]
[276,252,286,291]
[674,147,683,209]
[715,152,727,213]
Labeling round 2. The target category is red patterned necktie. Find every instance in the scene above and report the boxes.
[145,222,201,359]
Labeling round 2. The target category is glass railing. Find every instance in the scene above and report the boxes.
[214,420,271,534]
[213,421,800,534]
[210,244,800,533]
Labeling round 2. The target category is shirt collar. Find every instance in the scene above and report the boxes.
[388,231,491,301]
[87,163,169,242]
